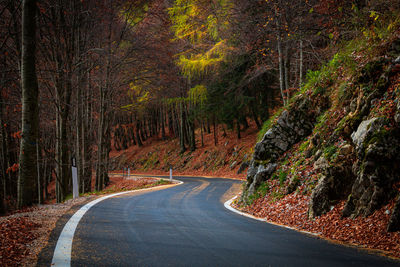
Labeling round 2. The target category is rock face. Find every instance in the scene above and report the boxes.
[237,155,249,174]
[342,119,400,218]
[394,101,400,126]
[254,97,315,162]
[243,95,316,203]
[388,196,400,232]
[242,162,277,203]
[350,117,384,154]
[241,41,400,233]
[308,147,355,218]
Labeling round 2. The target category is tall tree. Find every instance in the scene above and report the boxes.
[17,0,39,208]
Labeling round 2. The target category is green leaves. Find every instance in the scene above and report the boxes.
[169,0,234,79]
[121,2,149,27]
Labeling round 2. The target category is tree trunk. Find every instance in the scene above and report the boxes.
[136,120,143,147]
[0,93,7,213]
[277,37,285,106]
[161,104,166,140]
[43,159,48,201]
[59,111,70,201]
[168,106,174,137]
[251,105,261,130]
[236,119,241,139]
[36,139,42,204]
[96,85,105,191]
[82,78,92,193]
[179,102,185,153]
[284,45,291,100]
[213,116,218,146]
[76,82,83,194]
[18,0,39,208]
[200,120,204,147]
[275,11,286,106]
[299,39,303,89]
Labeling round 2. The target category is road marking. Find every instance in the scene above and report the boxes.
[224,196,320,236]
[51,180,183,267]
[224,196,265,222]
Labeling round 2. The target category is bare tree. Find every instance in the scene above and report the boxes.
[17,0,39,208]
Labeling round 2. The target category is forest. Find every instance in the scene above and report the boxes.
[0,0,399,214]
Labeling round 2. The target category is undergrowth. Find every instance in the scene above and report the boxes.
[250,15,400,206]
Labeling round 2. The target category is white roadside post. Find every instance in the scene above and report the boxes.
[169,167,172,181]
[71,157,79,199]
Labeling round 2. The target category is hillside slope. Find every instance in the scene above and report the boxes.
[109,122,258,179]
[238,26,400,257]
[108,25,400,259]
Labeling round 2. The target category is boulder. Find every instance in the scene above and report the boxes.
[351,117,384,153]
[237,160,249,174]
[309,175,331,218]
[313,155,329,172]
[248,163,277,195]
[309,161,355,218]
[388,196,400,232]
[343,120,400,218]
[395,101,400,125]
[243,163,277,203]
[245,160,259,184]
[254,97,315,162]
[243,95,317,203]
[229,161,237,170]
[309,144,356,218]
[286,175,300,194]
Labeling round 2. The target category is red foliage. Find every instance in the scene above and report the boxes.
[6,163,19,174]
[237,190,400,258]
[11,131,21,139]
[0,217,41,266]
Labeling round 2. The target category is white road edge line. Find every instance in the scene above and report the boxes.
[51,179,183,267]
[224,196,320,237]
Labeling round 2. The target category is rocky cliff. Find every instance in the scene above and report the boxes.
[241,34,400,232]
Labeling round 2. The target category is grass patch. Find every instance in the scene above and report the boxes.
[154,179,170,185]
[257,107,284,142]
[323,145,338,161]
[248,181,270,205]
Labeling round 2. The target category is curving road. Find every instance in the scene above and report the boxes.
[39,177,399,266]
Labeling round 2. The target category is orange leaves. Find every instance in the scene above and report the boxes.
[6,163,19,174]
[0,217,41,266]
[11,131,21,139]
[239,192,400,258]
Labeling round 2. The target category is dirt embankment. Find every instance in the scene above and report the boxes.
[109,122,259,180]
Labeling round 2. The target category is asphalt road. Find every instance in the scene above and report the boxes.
[40,176,400,266]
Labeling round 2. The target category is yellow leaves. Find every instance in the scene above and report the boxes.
[121,3,149,27]
[125,82,151,111]
[369,11,379,21]
[170,0,234,78]
[386,19,399,32]
[189,85,207,106]
[135,91,149,104]
[178,40,231,78]
[207,15,219,40]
